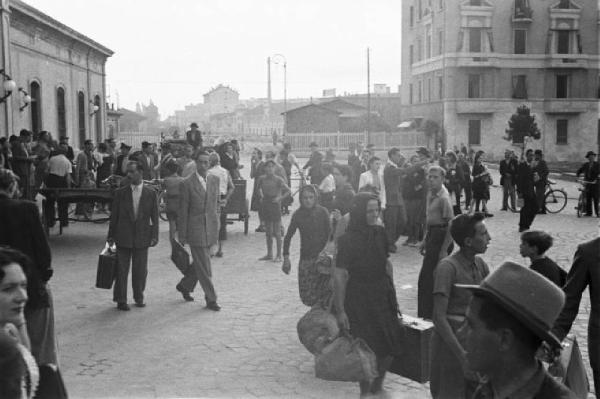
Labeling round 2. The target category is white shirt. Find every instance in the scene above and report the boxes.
[131,182,143,219]
[319,174,336,193]
[208,165,230,195]
[358,169,387,208]
[196,172,207,190]
[48,154,72,177]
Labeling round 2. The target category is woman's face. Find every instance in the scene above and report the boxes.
[365,199,380,225]
[0,263,27,326]
[301,190,316,208]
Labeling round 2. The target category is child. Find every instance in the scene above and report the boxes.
[519,230,566,287]
[257,159,290,262]
[318,163,336,211]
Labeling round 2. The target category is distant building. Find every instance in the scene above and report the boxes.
[322,88,337,97]
[106,104,123,139]
[203,84,240,116]
[117,108,147,132]
[0,0,114,149]
[373,84,391,94]
[401,0,599,161]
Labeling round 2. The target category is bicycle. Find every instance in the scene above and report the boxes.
[575,179,595,218]
[508,179,567,214]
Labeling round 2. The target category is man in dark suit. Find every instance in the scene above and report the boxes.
[302,142,324,185]
[383,147,407,253]
[107,161,159,310]
[137,141,156,181]
[499,149,518,211]
[552,237,600,399]
[114,143,132,177]
[517,149,538,232]
[186,122,203,150]
[532,149,549,214]
[576,151,599,217]
[176,151,221,311]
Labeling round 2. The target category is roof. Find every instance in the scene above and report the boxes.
[117,108,146,121]
[281,103,341,116]
[11,0,114,57]
[319,98,367,111]
[203,84,239,97]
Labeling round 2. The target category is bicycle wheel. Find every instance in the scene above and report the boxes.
[158,191,169,221]
[576,192,585,218]
[544,189,567,214]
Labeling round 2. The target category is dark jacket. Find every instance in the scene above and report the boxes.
[107,185,159,248]
[0,194,52,310]
[517,161,536,198]
[576,161,599,183]
[115,154,128,177]
[303,151,324,185]
[402,164,427,200]
[186,130,202,148]
[136,152,155,180]
[457,159,471,184]
[499,158,518,185]
[533,159,549,183]
[383,162,404,206]
[333,183,355,215]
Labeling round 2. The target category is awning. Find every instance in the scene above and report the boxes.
[397,120,414,129]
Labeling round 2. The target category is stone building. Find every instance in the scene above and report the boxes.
[203,84,239,116]
[401,0,600,161]
[0,0,113,149]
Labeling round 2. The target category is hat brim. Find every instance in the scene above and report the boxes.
[456,284,562,348]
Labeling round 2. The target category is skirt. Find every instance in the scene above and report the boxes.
[298,258,331,307]
[260,199,282,222]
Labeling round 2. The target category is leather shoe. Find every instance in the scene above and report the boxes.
[176,284,194,302]
[206,302,221,311]
[135,302,146,308]
[117,303,130,311]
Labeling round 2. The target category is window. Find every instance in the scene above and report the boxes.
[426,27,432,59]
[468,120,481,145]
[438,76,444,99]
[438,30,444,55]
[469,28,481,52]
[409,45,414,64]
[56,87,66,137]
[468,74,481,98]
[514,30,526,54]
[556,75,568,98]
[409,83,414,104]
[439,0,443,10]
[512,75,527,99]
[417,38,423,61]
[557,31,570,54]
[427,78,432,102]
[94,95,102,143]
[418,0,423,19]
[418,80,423,103]
[556,119,568,144]
[30,81,41,134]
[410,6,414,27]
[77,91,86,148]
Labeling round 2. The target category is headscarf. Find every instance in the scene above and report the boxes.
[299,184,319,209]
[348,192,378,232]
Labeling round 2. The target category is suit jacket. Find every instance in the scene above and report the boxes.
[178,173,219,248]
[553,237,600,341]
[577,161,599,183]
[0,194,52,310]
[137,153,155,180]
[499,158,518,185]
[517,161,535,198]
[532,159,549,182]
[383,162,404,206]
[108,185,159,249]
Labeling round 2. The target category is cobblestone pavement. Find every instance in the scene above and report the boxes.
[47,163,598,398]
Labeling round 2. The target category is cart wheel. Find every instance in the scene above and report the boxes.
[244,214,249,235]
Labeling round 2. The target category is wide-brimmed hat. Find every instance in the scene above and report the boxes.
[120,142,132,150]
[416,146,430,157]
[456,261,565,348]
[190,122,199,128]
[586,151,597,158]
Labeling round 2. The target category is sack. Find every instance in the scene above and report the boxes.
[171,239,191,274]
[315,334,378,382]
[297,305,339,355]
[37,364,68,399]
[548,335,590,399]
[389,315,434,383]
[96,243,117,289]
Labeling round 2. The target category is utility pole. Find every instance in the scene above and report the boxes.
[267,57,272,117]
[367,47,371,145]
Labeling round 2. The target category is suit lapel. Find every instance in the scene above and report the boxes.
[124,187,135,220]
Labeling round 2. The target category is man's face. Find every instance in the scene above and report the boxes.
[463,297,501,373]
[519,240,536,258]
[366,199,380,225]
[0,263,28,327]
[465,222,491,254]
[526,152,534,163]
[184,145,193,158]
[458,153,465,161]
[534,153,542,161]
[588,155,596,163]
[370,160,381,172]
[59,143,69,152]
[428,170,443,190]
[126,163,142,184]
[310,145,318,153]
[85,142,93,152]
[195,155,210,176]
[332,167,346,187]
[265,162,275,175]
[143,146,152,155]
[225,144,233,154]
[504,151,510,160]
[300,189,316,208]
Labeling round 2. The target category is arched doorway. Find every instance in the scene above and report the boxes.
[30,81,42,134]
[77,91,86,148]
[94,95,102,143]
[56,87,66,138]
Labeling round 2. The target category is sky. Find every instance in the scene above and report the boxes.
[26,0,403,118]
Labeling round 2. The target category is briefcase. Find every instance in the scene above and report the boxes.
[96,243,117,289]
[548,335,590,399]
[388,315,434,383]
[171,239,190,274]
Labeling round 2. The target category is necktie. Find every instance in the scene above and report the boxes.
[133,186,139,219]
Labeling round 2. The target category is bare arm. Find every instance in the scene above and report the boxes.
[433,294,466,362]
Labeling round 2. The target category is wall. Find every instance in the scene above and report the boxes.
[285,106,339,133]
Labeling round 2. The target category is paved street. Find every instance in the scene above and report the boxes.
[46,161,598,398]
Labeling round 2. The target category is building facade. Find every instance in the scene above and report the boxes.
[401,0,600,161]
[0,0,113,149]
[203,84,240,116]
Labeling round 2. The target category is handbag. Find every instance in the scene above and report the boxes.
[95,243,117,289]
[548,335,590,399]
[37,364,68,399]
[170,239,191,274]
[315,333,378,382]
[297,300,339,355]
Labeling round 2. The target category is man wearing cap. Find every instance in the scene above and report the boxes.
[499,149,518,211]
[553,237,600,398]
[59,136,74,162]
[302,142,324,185]
[186,122,202,150]
[532,150,549,214]
[460,262,576,398]
[138,141,156,180]
[576,151,599,217]
[517,149,538,232]
[115,143,132,177]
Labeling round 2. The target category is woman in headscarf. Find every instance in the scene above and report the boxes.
[282,185,331,307]
[333,193,404,396]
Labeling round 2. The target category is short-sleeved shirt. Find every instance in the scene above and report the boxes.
[208,165,230,195]
[433,251,489,317]
[426,185,453,226]
[47,154,72,177]
[257,174,287,199]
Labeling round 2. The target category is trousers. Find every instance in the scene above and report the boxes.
[113,247,148,304]
[179,245,217,303]
[44,174,69,227]
[519,194,538,230]
[418,226,451,319]
[535,181,546,212]
[585,183,599,216]
[502,176,516,210]
[384,204,407,245]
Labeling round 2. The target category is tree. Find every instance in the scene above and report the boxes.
[505,105,541,157]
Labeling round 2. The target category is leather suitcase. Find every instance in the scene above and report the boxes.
[171,239,191,274]
[96,247,117,289]
[389,315,434,383]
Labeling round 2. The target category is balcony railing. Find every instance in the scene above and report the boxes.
[513,6,533,21]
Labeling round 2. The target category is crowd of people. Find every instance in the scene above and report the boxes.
[0,121,598,398]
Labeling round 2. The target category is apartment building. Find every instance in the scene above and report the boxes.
[401,0,600,161]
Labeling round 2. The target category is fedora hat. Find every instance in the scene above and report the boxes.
[586,151,597,158]
[457,261,565,348]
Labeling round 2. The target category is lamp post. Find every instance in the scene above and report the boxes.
[271,53,287,137]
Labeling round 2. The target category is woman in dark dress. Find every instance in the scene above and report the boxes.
[470,150,493,217]
[333,193,404,396]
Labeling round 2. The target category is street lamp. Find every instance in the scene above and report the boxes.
[271,53,287,136]
[0,69,16,104]
[89,100,99,116]
[18,88,31,112]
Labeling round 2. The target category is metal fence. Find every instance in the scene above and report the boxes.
[284,131,427,152]
[116,132,162,149]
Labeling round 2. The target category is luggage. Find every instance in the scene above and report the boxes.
[315,334,378,383]
[297,305,339,355]
[388,315,434,383]
[96,243,117,289]
[548,335,590,399]
[170,239,191,274]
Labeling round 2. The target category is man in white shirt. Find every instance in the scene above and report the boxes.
[358,156,386,208]
[207,152,235,257]
[44,144,74,228]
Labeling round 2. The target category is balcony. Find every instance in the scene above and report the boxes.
[455,99,498,114]
[543,99,591,114]
[545,54,588,69]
